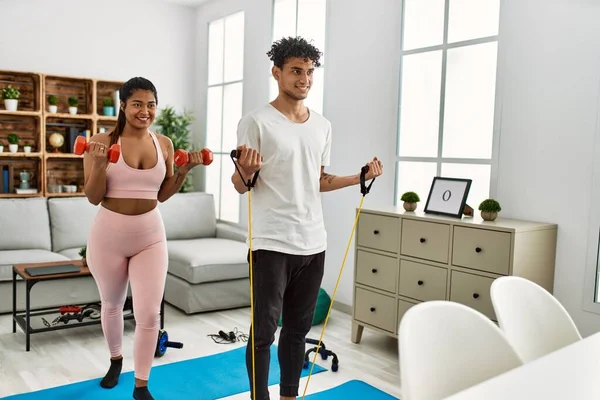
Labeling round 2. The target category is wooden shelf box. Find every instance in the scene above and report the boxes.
[45,116,92,154]
[0,158,42,197]
[0,71,42,112]
[0,114,42,153]
[46,158,84,195]
[44,75,94,116]
[96,80,122,117]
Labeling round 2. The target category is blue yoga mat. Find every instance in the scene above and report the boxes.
[2,345,327,399]
[304,380,399,400]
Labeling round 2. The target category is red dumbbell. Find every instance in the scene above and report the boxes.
[73,136,120,163]
[174,148,214,167]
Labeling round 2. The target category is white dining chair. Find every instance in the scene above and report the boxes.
[491,276,582,363]
[399,300,523,400]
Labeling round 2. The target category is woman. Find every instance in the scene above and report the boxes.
[83,77,207,400]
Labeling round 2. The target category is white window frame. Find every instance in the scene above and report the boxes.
[270,0,328,115]
[205,11,245,224]
[394,0,502,207]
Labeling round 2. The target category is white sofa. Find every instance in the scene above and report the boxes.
[0,192,249,314]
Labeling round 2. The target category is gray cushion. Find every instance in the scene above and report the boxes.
[158,192,217,240]
[0,250,70,282]
[0,198,52,251]
[58,247,84,260]
[167,238,248,284]
[216,222,247,243]
[48,197,98,253]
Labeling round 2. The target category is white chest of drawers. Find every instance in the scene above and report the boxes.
[351,206,558,343]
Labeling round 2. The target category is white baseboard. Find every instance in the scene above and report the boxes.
[332,300,352,315]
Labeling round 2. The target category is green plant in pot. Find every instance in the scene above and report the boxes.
[47,94,58,113]
[79,246,87,266]
[103,97,115,116]
[68,96,79,115]
[2,85,20,111]
[478,199,501,221]
[7,133,19,153]
[154,105,195,192]
[401,191,420,211]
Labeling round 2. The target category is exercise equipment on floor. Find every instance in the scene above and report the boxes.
[303,338,338,372]
[174,148,214,167]
[155,329,183,357]
[208,327,249,344]
[73,136,120,163]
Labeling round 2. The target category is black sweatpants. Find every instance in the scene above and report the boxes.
[245,249,326,399]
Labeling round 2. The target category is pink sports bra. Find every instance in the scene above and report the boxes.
[105,132,167,200]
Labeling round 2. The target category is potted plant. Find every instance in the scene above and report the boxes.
[68,97,79,115]
[401,191,420,211]
[7,133,19,153]
[155,106,195,192]
[479,199,501,221]
[79,246,87,267]
[103,97,115,116]
[23,142,32,153]
[2,85,20,111]
[48,95,58,113]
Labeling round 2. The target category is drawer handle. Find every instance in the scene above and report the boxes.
[371,268,378,273]
[419,238,426,243]
[370,307,376,312]
[475,247,482,253]
[473,293,480,299]
[373,230,380,235]
[417,280,424,286]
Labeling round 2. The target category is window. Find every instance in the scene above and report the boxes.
[205,11,245,224]
[396,0,500,210]
[270,0,327,114]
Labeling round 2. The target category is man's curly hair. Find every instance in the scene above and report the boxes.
[267,36,322,69]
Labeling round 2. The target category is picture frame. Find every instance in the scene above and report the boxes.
[424,177,472,218]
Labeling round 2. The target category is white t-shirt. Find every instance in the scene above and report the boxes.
[236,103,332,255]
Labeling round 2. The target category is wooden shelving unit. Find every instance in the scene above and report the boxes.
[0,70,124,198]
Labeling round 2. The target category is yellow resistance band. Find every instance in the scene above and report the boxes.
[248,189,257,400]
[301,195,366,399]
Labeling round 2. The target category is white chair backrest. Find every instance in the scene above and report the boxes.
[399,301,523,400]
[491,276,582,363]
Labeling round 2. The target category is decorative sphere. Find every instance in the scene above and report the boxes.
[49,133,64,149]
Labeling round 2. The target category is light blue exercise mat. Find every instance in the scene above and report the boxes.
[303,380,399,400]
[2,345,327,399]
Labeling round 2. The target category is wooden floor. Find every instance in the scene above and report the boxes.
[0,304,402,399]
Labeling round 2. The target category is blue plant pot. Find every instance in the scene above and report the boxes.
[103,106,115,116]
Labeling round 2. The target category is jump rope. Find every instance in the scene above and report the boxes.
[230,150,376,400]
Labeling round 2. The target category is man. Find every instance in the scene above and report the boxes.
[232,36,383,400]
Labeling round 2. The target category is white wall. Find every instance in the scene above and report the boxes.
[494,0,600,336]
[0,0,196,113]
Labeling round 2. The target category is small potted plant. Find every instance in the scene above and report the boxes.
[479,199,501,221]
[23,142,32,153]
[103,97,115,116]
[68,96,79,115]
[48,95,58,113]
[7,133,19,153]
[79,246,87,267]
[401,191,420,211]
[2,85,20,111]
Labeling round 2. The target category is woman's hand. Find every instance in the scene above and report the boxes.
[88,142,110,169]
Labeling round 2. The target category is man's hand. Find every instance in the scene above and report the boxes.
[236,144,262,175]
[364,157,383,180]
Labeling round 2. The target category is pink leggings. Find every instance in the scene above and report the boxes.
[86,205,168,381]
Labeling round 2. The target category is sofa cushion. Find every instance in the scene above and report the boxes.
[0,198,52,251]
[0,250,70,282]
[58,247,84,260]
[167,238,248,284]
[158,192,217,240]
[48,197,98,253]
